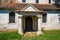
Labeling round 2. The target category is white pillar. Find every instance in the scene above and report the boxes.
[36,15,43,35]
[18,15,23,35]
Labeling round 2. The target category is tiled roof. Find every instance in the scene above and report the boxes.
[0,3,60,11]
[15,3,60,11]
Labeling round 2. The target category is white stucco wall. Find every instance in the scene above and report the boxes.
[26,0,36,4]
[0,13,9,24]
[39,0,49,4]
[0,11,60,31]
[43,12,60,30]
[0,13,18,30]
[51,0,55,4]
[16,0,49,4]
[16,0,22,3]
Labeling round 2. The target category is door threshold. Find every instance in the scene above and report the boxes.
[24,32,36,37]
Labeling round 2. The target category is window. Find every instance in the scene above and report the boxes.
[36,0,39,3]
[49,0,51,4]
[9,12,15,23]
[0,0,1,5]
[55,0,60,4]
[58,14,60,23]
[42,14,47,23]
[22,0,26,2]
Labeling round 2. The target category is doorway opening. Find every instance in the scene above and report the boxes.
[25,16,33,32]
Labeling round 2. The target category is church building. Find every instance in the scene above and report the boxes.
[0,0,60,35]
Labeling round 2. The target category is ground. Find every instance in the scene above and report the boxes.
[0,30,60,40]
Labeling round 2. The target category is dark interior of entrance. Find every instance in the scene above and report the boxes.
[23,16,38,33]
[25,16,33,32]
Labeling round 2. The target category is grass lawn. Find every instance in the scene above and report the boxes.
[0,31,22,40]
[0,30,60,40]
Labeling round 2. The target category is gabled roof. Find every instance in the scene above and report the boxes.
[0,3,60,11]
[20,4,43,12]
[15,3,60,11]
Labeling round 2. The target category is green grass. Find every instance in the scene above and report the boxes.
[0,30,60,40]
[0,31,23,40]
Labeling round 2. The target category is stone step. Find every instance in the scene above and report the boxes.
[24,32,36,37]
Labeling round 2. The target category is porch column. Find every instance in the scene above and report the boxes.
[18,15,23,35]
[37,15,43,35]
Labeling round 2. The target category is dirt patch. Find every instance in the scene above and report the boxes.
[24,32,36,37]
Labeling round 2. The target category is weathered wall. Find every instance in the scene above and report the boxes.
[16,0,49,4]
[39,0,49,4]
[51,0,55,4]
[0,11,60,31]
[16,0,22,3]
[0,13,18,30]
[26,0,36,4]
[43,12,60,30]
[0,13,9,24]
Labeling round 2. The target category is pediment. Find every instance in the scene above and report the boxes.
[20,4,40,12]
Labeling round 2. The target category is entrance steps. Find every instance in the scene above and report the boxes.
[24,32,36,37]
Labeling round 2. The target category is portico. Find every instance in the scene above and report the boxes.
[18,12,43,35]
[16,4,43,35]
